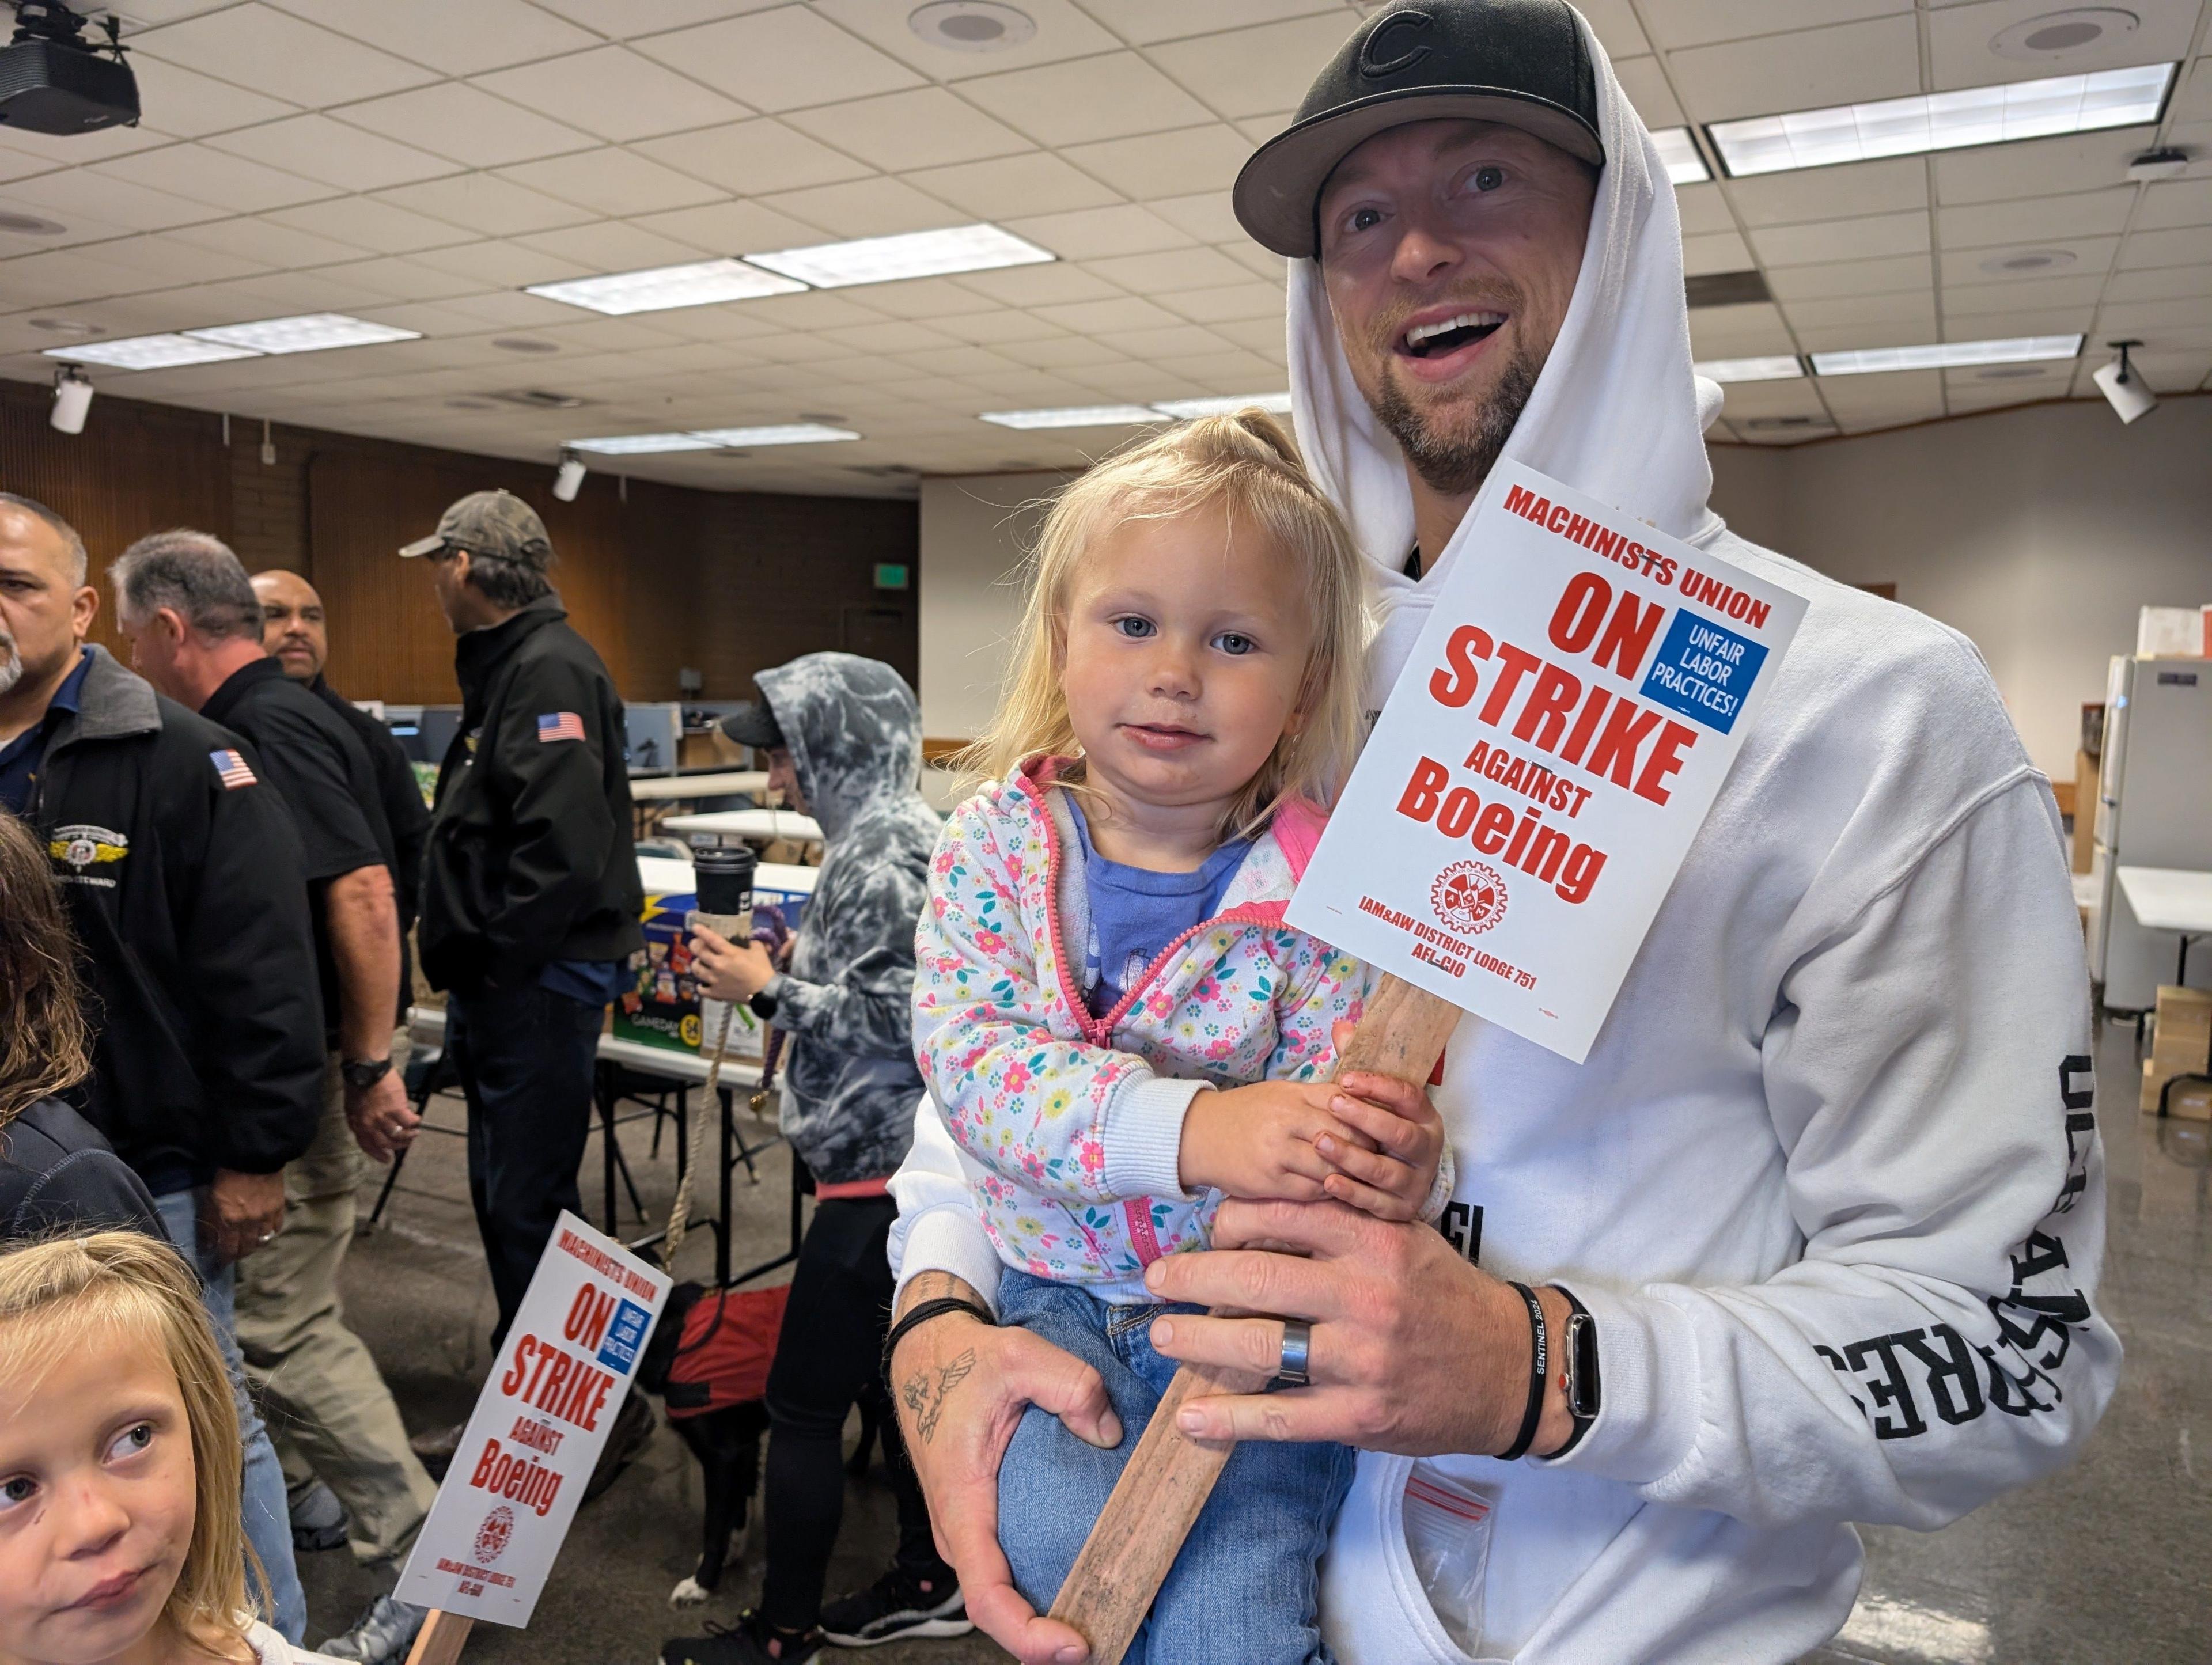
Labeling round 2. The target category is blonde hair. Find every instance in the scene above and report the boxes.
[967,410,1370,838]
[0,1232,255,1657]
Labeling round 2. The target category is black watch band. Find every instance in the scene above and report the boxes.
[340,1056,393,1091]
[1552,1286,1601,1457]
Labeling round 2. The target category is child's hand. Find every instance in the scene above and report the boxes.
[690,922,777,1002]
[1312,1018,1446,1222]
[1178,1080,1377,1202]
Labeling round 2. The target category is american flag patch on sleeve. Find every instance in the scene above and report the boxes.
[537,711,586,743]
[209,749,257,789]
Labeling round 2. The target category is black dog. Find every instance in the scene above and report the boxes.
[641,1282,771,1606]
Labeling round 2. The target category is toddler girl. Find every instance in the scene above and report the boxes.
[0,1231,344,1665]
[914,412,1452,1663]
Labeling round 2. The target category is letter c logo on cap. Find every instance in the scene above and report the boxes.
[1359,9,1433,79]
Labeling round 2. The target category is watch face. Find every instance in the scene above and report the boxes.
[1567,1312,1601,1420]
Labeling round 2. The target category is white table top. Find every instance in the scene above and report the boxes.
[662,808,824,844]
[410,1004,760,1088]
[634,855,819,897]
[628,771,768,801]
[2117,866,2212,934]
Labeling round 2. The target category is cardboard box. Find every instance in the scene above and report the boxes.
[2137,605,2210,657]
[2070,748,2099,874]
[2141,985,2212,1113]
[613,864,816,1060]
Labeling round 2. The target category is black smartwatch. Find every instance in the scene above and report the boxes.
[340,1056,393,1093]
[1554,1287,1601,1456]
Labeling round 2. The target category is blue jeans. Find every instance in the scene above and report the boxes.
[154,1188,308,1644]
[997,1270,1351,1665]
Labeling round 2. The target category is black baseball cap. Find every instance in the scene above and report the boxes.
[1233,0,1604,259]
[718,702,784,752]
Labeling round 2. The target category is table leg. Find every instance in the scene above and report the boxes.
[718,1082,734,1289]
[599,1064,618,1237]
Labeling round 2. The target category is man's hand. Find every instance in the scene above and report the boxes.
[1142,1199,1575,1458]
[346,1069,421,1163]
[1178,1080,1376,1202]
[889,1273,1120,1665]
[1311,1017,1446,1222]
[689,923,777,1003]
[207,1168,287,1264]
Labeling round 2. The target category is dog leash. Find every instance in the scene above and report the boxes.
[665,1003,783,1260]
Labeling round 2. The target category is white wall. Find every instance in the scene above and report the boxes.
[917,471,1070,742]
[1708,397,2212,780]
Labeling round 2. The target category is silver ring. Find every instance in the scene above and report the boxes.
[1275,1318,1312,1387]
[257,1232,275,1244]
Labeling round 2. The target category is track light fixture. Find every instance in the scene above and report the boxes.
[49,365,92,434]
[552,450,586,503]
[2092,340,2156,424]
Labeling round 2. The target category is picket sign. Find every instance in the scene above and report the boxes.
[393,1212,672,1633]
[1048,465,1806,1662]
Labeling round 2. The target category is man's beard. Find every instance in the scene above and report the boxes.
[0,632,21,696]
[1369,339,1541,499]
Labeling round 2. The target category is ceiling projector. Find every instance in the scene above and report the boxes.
[0,3,137,136]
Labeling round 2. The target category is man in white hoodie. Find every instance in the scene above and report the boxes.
[885,3,2120,1661]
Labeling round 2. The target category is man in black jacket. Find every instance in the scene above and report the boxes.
[402,491,643,1386]
[0,492,318,1641]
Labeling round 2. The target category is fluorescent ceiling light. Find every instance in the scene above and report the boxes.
[1695,355,1804,382]
[567,433,726,454]
[1151,392,1296,418]
[1810,334,2082,376]
[528,259,805,316]
[1652,127,1710,185]
[1709,63,2173,176]
[980,404,1165,430]
[687,423,859,446]
[748,223,1053,289]
[43,333,260,370]
[187,313,420,355]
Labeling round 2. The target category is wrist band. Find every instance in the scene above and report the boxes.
[1498,1281,1548,1462]
[882,1295,994,1380]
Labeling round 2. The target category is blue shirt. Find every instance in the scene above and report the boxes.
[1067,797,1251,1017]
[540,958,626,1008]
[0,648,90,816]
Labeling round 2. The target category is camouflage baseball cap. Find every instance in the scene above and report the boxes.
[397,488,554,567]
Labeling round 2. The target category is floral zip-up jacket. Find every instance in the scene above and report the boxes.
[915,757,1449,1301]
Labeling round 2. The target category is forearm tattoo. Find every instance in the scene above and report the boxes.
[901,1349,975,1444]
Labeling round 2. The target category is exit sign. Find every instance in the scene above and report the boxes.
[873,562,910,591]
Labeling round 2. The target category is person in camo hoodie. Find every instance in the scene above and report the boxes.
[671,652,968,1665]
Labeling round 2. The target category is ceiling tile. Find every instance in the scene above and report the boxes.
[92,145,333,214]
[134,3,437,104]
[514,222,715,268]
[930,309,1075,344]
[786,88,1033,172]
[1764,253,1933,301]
[960,53,1217,146]
[329,84,599,168]
[754,176,966,238]
[1805,367,1942,426]
[1093,323,1232,360]
[1612,58,1685,129]
[1681,228,1755,273]
[1578,0,1652,60]
[634,7,923,113]
[1749,210,1929,267]
[902,152,1124,219]
[164,214,372,267]
[89,232,272,287]
[1640,0,1910,52]
[1931,128,2158,204]
[1943,306,2094,339]
[954,262,1126,305]
[2135,177,2212,230]
[0,123,165,170]
[998,333,1130,369]
[374,173,597,236]
[1061,125,1251,200]
[266,0,603,73]
[1937,188,2134,249]
[3,169,221,233]
[1146,13,1368,119]
[1146,190,1252,244]
[627,199,833,253]
[1003,202,1195,259]
[813,0,1124,77]
[498,149,726,217]
[522,0,787,38]
[474,47,751,143]
[1667,12,1923,123]
[1030,294,1184,333]
[203,115,457,193]
[1675,183,1736,235]
[1708,376,1827,420]
[2101,263,2212,304]
[2097,294,2212,333]
[1076,0,1346,47]
[834,277,1000,319]
[311,255,480,303]
[1925,0,2200,90]
[1938,272,2107,313]
[1084,245,1255,294]
[130,56,301,138]
[1780,291,1938,336]
[1726,156,1926,227]
[634,120,874,197]
[1936,234,2116,286]
[2119,225,2212,270]
[267,195,475,255]
[1687,301,1792,352]
[1157,280,1286,324]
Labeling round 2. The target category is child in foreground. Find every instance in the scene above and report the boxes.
[0,1232,344,1665]
[913,412,1453,1663]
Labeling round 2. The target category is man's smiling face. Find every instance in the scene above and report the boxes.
[1317,119,1596,498]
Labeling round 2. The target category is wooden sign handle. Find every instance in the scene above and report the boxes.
[1046,975,1463,1664]
[404,1610,472,1665]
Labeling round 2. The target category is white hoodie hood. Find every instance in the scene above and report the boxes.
[1287,10,1723,689]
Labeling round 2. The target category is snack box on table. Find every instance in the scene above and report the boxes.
[615,861,816,1059]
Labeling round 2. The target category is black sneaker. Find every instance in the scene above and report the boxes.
[289,1479,351,1553]
[819,1566,972,1647]
[661,1612,820,1665]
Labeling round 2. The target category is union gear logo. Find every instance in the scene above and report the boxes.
[1431,860,1506,936]
[473,1505,514,1564]
[48,824,128,872]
